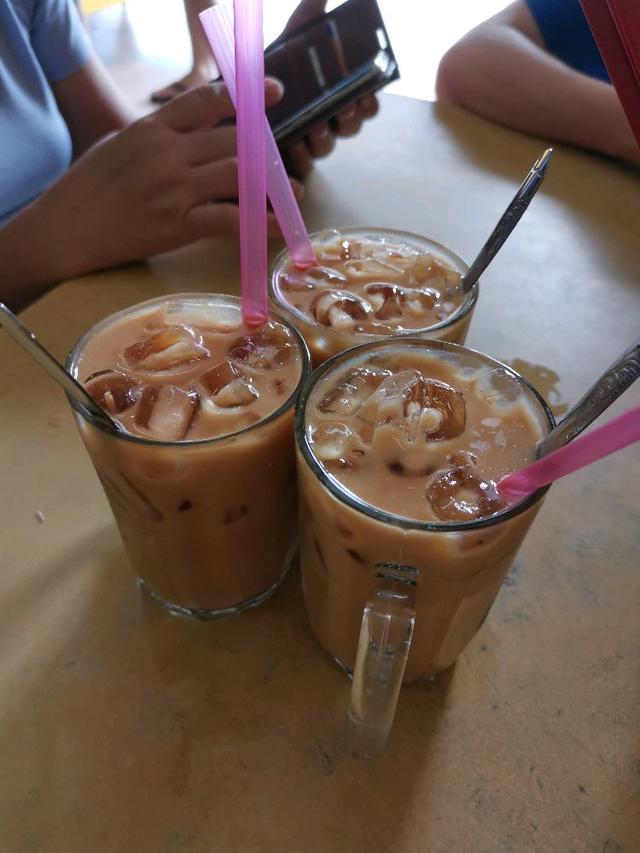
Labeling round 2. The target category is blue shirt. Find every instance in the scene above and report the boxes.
[526,0,610,82]
[0,0,92,224]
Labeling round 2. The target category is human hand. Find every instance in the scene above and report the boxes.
[30,81,297,281]
[280,0,380,178]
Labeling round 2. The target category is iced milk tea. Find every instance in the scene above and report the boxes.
[295,339,553,680]
[271,228,478,365]
[68,294,309,618]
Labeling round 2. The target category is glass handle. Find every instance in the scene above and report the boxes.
[347,563,420,759]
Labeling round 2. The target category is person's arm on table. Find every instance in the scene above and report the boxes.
[436,1,640,165]
[0,84,293,313]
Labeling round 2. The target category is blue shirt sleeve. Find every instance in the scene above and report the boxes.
[526,0,610,82]
[31,0,93,82]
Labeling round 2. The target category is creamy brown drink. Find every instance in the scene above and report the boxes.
[295,339,553,681]
[67,294,309,618]
[271,228,478,366]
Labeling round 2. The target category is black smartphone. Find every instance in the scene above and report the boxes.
[264,0,400,146]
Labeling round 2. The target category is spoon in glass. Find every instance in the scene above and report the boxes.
[537,335,640,456]
[461,148,554,293]
[0,302,121,435]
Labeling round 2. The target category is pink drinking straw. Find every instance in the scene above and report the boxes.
[199,4,317,272]
[229,0,268,326]
[498,403,640,499]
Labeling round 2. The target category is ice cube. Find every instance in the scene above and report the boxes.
[228,321,294,369]
[447,450,478,468]
[214,377,259,408]
[353,373,466,445]
[311,291,372,329]
[426,463,506,522]
[408,253,437,283]
[310,421,353,462]
[317,365,390,416]
[401,288,438,320]
[353,370,426,444]
[422,380,467,440]
[277,273,315,293]
[306,266,348,286]
[134,385,159,429]
[344,259,405,282]
[124,324,209,374]
[201,361,258,408]
[201,361,241,395]
[364,284,403,320]
[175,302,241,333]
[419,406,443,435]
[84,369,139,414]
[410,254,461,289]
[340,240,352,260]
[135,385,200,440]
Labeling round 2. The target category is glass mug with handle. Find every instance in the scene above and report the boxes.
[294,337,553,757]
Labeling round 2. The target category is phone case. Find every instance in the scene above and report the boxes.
[264,0,400,146]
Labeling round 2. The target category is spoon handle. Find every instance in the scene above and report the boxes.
[538,335,640,456]
[462,148,554,293]
[0,303,118,434]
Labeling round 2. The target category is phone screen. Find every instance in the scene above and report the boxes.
[265,0,399,144]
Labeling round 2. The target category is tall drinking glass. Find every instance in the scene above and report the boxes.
[67,294,310,619]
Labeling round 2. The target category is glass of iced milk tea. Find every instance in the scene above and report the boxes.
[271,227,478,366]
[66,294,309,618]
[295,338,553,755]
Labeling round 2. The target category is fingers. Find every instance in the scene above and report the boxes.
[285,140,314,180]
[305,124,335,158]
[358,93,379,119]
[189,157,239,204]
[184,203,281,239]
[332,105,362,137]
[265,77,284,107]
[330,95,378,137]
[159,83,235,132]
[184,202,240,238]
[184,125,237,166]
[178,78,281,164]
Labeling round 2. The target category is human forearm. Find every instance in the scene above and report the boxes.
[53,57,138,157]
[0,193,85,312]
[1,83,291,312]
[437,23,640,165]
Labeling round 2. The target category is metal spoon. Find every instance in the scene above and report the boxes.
[0,303,121,434]
[461,148,554,293]
[538,335,640,457]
